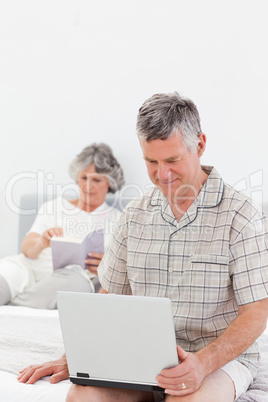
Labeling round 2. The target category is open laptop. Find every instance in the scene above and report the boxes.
[57,292,178,392]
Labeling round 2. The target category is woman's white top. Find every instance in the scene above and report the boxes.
[3,197,121,284]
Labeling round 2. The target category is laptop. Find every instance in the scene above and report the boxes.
[57,292,178,392]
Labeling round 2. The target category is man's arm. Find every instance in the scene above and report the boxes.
[196,298,268,376]
[98,287,109,293]
[157,298,268,396]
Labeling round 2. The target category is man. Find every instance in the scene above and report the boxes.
[18,92,268,401]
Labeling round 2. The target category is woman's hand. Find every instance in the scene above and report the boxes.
[39,227,64,249]
[22,227,63,258]
[17,354,69,385]
[85,252,103,275]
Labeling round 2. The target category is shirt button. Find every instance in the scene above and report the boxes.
[173,235,179,240]
[169,266,173,273]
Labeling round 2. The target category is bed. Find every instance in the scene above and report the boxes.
[0,195,267,401]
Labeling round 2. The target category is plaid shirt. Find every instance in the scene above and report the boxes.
[99,166,268,377]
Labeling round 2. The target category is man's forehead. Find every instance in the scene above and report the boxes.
[140,134,185,159]
[143,153,182,162]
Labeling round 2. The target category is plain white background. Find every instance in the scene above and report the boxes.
[0,0,267,257]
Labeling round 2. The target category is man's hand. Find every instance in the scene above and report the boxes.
[85,252,103,275]
[17,354,69,385]
[156,346,205,396]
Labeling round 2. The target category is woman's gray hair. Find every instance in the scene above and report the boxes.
[69,143,125,193]
[136,92,202,153]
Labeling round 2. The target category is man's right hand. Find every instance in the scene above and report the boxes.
[17,354,69,384]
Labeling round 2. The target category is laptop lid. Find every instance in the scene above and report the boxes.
[57,292,178,392]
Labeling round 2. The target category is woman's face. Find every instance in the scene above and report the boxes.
[77,163,109,212]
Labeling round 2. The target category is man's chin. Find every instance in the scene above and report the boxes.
[157,185,179,198]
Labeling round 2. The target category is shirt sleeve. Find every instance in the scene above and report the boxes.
[28,200,55,236]
[98,209,132,294]
[229,201,268,305]
[103,207,122,250]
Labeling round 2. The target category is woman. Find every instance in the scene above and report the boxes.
[0,143,124,309]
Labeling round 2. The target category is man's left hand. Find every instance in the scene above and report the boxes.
[156,346,205,396]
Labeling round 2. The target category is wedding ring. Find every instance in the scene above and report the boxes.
[181,382,187,390]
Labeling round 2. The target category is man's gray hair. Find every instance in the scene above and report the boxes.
[69,143,125,193]
[136,92,202,152]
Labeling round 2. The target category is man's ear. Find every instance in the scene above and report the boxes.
[197,133,206,157]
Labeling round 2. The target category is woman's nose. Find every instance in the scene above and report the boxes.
[85,178,93,190]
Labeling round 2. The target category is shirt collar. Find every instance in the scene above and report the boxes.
[195,166,224,208]
[150,166,224,225]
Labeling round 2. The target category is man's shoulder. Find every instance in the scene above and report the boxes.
[205,167,263,218]
[222,182,263,221]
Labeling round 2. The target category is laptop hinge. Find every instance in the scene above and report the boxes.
[77,372,90,378]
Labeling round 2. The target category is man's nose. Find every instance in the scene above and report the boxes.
[157,164,171,181]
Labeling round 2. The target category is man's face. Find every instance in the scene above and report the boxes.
[140,132,206,202]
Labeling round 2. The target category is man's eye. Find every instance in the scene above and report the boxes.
[168,159,181,164]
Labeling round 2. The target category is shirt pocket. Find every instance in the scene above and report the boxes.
[190,254,229,266]
[183,254,231,308]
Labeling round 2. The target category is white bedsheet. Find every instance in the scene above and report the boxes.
[0,372,70,402]
[0,306,71,402]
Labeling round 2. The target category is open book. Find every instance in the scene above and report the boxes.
[50,230,104,270]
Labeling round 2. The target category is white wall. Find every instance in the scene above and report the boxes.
[1,0,268,257]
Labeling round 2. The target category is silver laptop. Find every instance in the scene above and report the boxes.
[57,292,178,392]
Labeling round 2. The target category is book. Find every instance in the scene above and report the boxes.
[50,230,104,270]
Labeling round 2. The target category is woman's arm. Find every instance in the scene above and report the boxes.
[21,228,63,258]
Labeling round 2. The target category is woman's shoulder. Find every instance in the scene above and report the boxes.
[97,202,122,220]
[39,196,78,212]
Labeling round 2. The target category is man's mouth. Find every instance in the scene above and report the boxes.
[158,178,178,185]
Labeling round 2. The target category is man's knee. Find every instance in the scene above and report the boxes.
[66,384,84,402]
[165,394,198,402]
[66,384,118,402]
[66,385,154,402]
[66,385,75,402]
[165,369,235,402]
